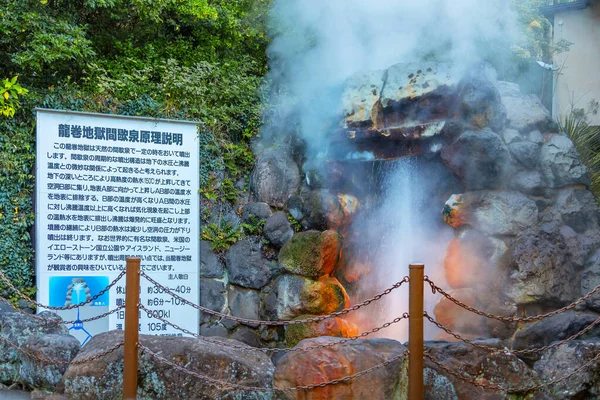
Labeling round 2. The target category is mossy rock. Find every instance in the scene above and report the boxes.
[278,230,342,279]
[300,276,350,316]
[285,314,358,347]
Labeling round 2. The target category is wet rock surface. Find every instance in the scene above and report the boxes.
[0,310,77,391]
[278,230,342,279]
[226,239,273,289]
[273,337,407,400]
[62,331,275,400]
[264,212,294,248]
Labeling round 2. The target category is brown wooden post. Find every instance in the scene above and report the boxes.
[123,257,141,400]
[409,263,424,400]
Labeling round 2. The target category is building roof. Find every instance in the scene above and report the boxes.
[541,0,591,16]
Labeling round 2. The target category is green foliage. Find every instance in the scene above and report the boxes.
[0,77,28,117]
[200,215,265,252]
[287,213,301,232]
[0,110,36,292]
[241,215,265,236]
[0,0,271,291]
[201,221,244,252]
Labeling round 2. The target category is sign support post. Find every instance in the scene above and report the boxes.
[123,257,140,400]
[408,263,424,400]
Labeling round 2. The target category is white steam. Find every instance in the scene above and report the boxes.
[264,0,524,341]
[265,0,519,146]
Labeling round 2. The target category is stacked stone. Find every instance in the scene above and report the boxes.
[199,144,360,347]
[438,73,600,342]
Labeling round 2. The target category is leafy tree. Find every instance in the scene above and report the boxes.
[0,0,271,292]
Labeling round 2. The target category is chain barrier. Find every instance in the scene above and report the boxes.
[0,270,126,311]
[424,312,600,356]
[62,305,126,325]
[138,342,408,392]
[0,334,123,366]
[424,276,600,323]
[140,303,409,354]
[141,271,408,326]
[69,341,124,365]
[424,349,600,393]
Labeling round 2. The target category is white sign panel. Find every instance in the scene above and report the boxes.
[35,109,199,344]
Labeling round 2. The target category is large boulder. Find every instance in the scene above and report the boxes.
[506,227,579,306]
[284,316,358,347]
[341,69,386,131]
[340,62,456,141]
[582,249,600,312]
[200,240,224,278]
[513,311,600,357]
[262,275,349,321]
[546,188,600,234]
[0,310,76,390]
[250,147,300,208]
[508,141,540,170]
[443,232,506,289]
[456,64,506,131]
[534,340,600,399]
[425,341,541,399]
[304,190,359,231]
[496,81,554,133]
[273,337,407,400]
[199,279,226,324]
[226,239,273,289]
[62,331,275,400]
[509,170,546,196]
[278,231,342,279]
[20,334,80,391]
[539,134,590,188]
[242,202,272,224]
[264,212,294,248]
[433,288,487,337]
[441,129,513,190]
[228,286,260,327]
[443,191,538,237]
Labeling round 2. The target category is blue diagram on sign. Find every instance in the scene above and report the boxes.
[49,276,110,346]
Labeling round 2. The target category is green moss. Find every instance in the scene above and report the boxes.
[278,231,341,279]
[284,315,318,347]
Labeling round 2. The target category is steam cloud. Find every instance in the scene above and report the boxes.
[264,0,519,150]
[263,0,525,341]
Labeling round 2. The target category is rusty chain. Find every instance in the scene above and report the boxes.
[424,312,600,356]
[141,271,409,326]
[0,270,126,311]
[424,276,600,323]
[140,303,409,354]
[0,334,123,366]
[138,342,408,392]
[69,341,124,365]
[424,349,600,393]
[62,305,125,325]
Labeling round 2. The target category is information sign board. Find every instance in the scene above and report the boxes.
[35,109,200,344]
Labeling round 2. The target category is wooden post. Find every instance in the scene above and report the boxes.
[408,263,424,400]
[123,257,141,400]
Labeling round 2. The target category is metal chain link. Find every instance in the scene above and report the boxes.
[69,341,124,365]
[0,334,123,366]
[424,312,600,356]
[424,350,600,393]
[0,335,72,365]
[0,270,126,311]
[141,271,409,326]
[0,297,64,326]
[424,276,600,323]
[63,305,125,325]
[138,342,408,392]
[140,304,409,354]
